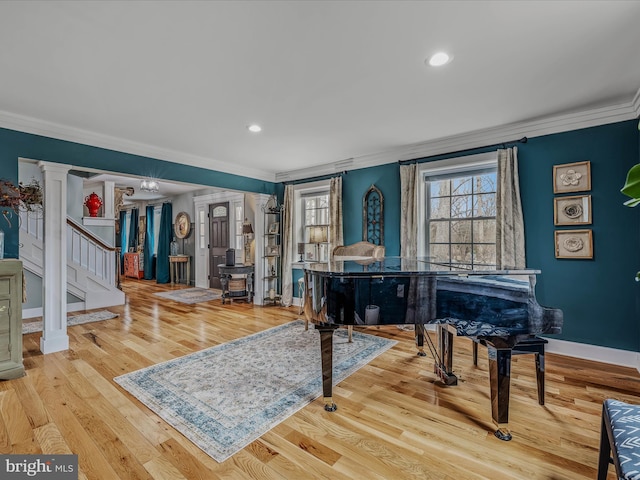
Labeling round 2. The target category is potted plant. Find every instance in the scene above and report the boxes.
[0,178,43,227]
[621,162,640,281]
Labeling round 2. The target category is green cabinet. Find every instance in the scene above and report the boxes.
[0,260,24,379]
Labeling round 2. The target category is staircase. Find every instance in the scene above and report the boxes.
[20,211,125,318]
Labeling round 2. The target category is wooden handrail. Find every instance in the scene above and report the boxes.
[66,217,116,251]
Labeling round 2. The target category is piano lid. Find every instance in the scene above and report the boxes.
[303,256,540,278]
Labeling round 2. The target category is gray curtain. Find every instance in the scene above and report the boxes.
[400,163,418,258]
[496,147,526,269]
[280,186,295,307]
[329,176,343,251]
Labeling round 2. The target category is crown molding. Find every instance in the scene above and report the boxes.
[0,110,276,183]
[633,88,640,118]
[2,88,639,186]
[277,95,640,182]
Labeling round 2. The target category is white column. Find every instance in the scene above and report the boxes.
[103,180,115,219]
[39,161,71,354]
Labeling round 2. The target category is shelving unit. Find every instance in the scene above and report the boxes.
[262,199,283,305]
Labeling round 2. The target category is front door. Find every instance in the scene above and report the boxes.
[209,202,229,289]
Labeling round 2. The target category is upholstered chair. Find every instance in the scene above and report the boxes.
[331,241,386,342]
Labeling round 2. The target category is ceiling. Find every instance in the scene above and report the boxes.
[1,1,640,183]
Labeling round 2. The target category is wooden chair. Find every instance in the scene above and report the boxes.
[332,241,386,342]
[597,399,640,479]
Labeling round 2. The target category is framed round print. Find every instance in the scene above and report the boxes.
[174,211,191,239]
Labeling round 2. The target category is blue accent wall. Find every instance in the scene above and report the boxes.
[336,120,640,351]
[0,127,278,258]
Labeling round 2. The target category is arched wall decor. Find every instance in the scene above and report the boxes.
[363,184,384,245]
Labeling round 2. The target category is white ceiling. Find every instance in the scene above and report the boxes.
[1,1,640,183]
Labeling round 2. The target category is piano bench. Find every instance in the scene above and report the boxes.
[472,336,548,405]
[597,399,640,480]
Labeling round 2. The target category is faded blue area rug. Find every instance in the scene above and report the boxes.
[22,310,119,334]
[114,320,396,462]
[153,287,221,304]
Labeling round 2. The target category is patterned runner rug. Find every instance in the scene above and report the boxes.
[153,287,221,304]
[22,310,119,334]
[114,320,396,462]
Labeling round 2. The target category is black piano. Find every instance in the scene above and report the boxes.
[302,257,562,441]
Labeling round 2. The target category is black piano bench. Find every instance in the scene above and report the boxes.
[472,336,548,405]
[597,399,640,480]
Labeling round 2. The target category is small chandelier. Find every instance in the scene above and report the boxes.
[140,179,160,193]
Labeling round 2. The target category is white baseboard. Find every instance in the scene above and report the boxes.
[22,302,87,319]
[545,338,640,372]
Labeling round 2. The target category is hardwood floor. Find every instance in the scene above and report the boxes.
[2,278,636,479]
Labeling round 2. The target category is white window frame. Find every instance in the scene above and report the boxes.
[291,180,330,266]
[417,152,498,263]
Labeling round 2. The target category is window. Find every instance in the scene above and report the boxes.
[291,181,330,262]
[419,152,497,269]
[302,192,329,261]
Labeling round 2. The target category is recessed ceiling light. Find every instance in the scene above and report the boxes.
[247,124,262,133]
[427,52,452,67]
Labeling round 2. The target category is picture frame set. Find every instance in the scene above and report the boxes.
[552,161,593,259]
[265,244,280,256]
[267,222,279,234]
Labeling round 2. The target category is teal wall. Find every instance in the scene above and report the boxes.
[2,119,639,351]
[333,119,640,351]
[0,127,278,258]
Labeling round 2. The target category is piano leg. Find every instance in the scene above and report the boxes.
[317,326,338,412]
[487,346,512,441]
[414,323,426,356]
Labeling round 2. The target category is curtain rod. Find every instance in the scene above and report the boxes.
[282,170,347,185]
[398,136,528,165]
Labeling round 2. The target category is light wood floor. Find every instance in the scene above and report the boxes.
[2,278,636,479]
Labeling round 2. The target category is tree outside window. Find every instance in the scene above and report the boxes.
[426,169,496,269]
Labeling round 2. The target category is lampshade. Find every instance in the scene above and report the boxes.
[308,225,328,243]
[242,218,254,235]
[297,242,305,254]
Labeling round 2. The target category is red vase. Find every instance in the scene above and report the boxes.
[84,192,103,217]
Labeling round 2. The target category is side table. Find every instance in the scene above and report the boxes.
[218,264,254,304]
[169,255,191,285]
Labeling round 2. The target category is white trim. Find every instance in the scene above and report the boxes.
[2,89,637,185]
[23,302,86,320]
[416,151,498,259]
[545,338,640,372]
[192,191,244,290]
[276,95,640,182]
[0,109,274,182]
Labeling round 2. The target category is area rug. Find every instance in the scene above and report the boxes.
[114,320,397,462]
[22,310,119,334]
[153,287,221,304]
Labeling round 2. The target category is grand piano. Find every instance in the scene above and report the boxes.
[302,256,562,441]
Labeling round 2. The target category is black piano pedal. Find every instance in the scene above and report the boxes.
[495,427,512,441]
